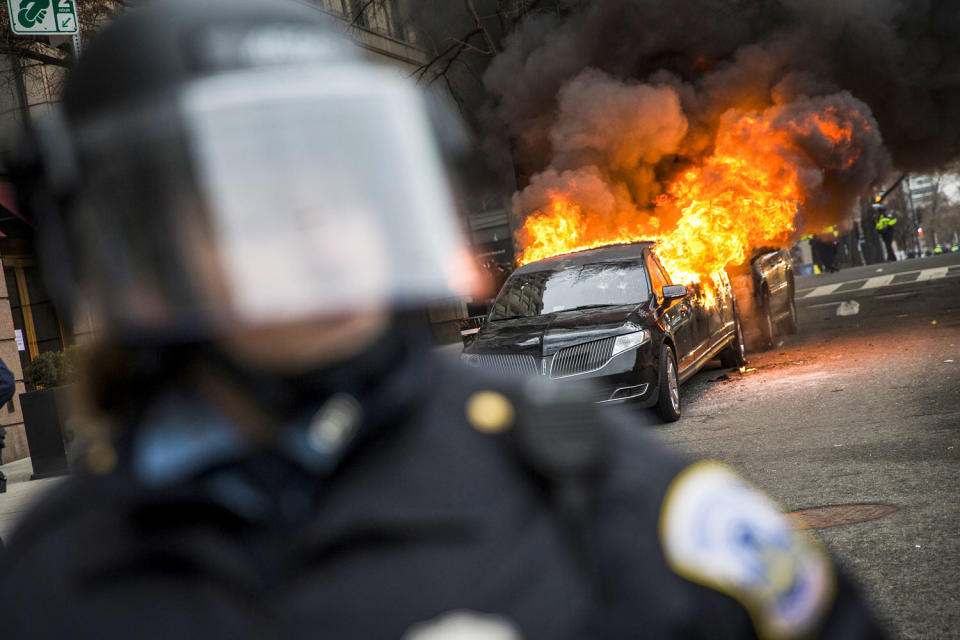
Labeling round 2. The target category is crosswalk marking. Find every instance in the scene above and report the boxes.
[806,283,844,298]
[862,274,895,289]
[800,266,959,299]
[917,267,948,281]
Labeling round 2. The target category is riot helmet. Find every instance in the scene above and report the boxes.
[17,0,477,346]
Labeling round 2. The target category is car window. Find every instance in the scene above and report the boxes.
[489,259,651,320]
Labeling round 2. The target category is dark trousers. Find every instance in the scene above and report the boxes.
[880,230,897,262]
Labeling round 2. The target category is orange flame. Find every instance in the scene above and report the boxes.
[517,199,657,265]
[516,105,866,305]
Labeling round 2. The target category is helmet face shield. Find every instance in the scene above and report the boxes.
[69,65,477,338]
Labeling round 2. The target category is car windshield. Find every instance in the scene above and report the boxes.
[489,259,651,321]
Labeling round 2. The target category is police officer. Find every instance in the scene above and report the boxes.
[820,225,840,272]
[873,206,898,262]
[801,232,827,273]
[0,1,886,638]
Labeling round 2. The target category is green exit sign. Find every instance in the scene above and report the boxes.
[7,0,78,35]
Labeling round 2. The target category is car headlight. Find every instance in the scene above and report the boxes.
[461,353,482,367]
[612,330,649,357]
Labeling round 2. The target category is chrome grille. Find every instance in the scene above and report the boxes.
[551,337,616,378]
[475,353,539,375]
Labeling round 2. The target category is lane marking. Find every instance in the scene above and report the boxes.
[798,270,960,303]
[804,283,844,298]
[917,266,948,281]
[862,274,895,289]
[798,265,960,297]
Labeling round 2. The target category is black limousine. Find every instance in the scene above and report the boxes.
[461,243,746,421]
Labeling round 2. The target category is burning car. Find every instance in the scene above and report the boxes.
[728,248,798,351]
[461,243,745,422]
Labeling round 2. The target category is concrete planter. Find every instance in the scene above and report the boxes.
[21,387,73,480]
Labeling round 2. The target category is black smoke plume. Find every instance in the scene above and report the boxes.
[401,0,960,236]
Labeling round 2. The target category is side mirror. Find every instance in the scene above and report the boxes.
[459,316,485,348]
[662,284,688,301]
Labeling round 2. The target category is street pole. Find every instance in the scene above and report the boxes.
[904,175,921,255]
[857,201,868,265]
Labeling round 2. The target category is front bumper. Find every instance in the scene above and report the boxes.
[554,342,659,406]
[463,335,661,405]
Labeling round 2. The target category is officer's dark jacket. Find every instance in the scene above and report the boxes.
[0,344,883,639]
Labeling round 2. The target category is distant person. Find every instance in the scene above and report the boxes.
[0,357,15,495]
[0,358,14,406]
[874,207,898,262]
[803,233,827,272]
[821,225,840,272]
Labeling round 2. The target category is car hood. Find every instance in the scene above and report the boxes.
[470,306,650,356]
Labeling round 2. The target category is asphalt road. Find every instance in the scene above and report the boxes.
[655,252,960,639]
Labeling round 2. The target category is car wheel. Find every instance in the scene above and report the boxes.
[719,311,747,368]
[780,293,798,335]
[757,290,775,350]
[656,343,681,422]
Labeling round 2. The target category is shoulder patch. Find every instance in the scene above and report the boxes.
[659,462,835,640]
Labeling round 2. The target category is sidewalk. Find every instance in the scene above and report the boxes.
[0,458,64,541]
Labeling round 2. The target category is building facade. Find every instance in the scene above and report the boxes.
[906,174,937,213]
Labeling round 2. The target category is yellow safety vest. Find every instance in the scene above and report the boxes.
[875,216,897,231]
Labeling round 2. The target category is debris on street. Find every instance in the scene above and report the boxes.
[836,300,860,316]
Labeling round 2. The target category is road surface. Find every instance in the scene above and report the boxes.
[658,252,960,639]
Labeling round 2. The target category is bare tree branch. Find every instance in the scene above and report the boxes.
[930,173,944,219]
[465,0,498,55]
[349,0,377,26]
[444,74,466,115]
[0,45,69,68]
[429,41,471,87]
[410,27,481,82]
[449,36,492,56]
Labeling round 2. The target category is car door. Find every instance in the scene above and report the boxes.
[763,253,789,316]
[686,283,716,362]
[647,252,698,371]
[706,273,737,347]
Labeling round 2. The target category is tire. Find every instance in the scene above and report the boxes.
[719,310,747,369]
[780,293,798,335]
[656,343,681,422]
[757,289,775,350]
